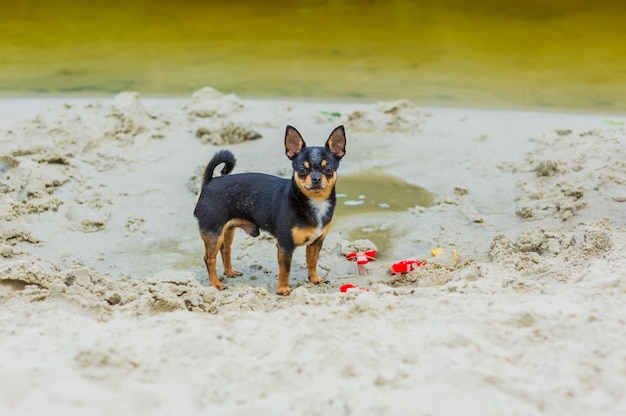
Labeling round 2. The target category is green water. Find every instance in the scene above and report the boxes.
[334,172,435,254]
[2,0,626,111]
[335,172,435,216]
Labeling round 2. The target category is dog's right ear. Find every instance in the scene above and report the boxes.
[285,125,306,160]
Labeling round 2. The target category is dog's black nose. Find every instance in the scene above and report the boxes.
[311,172,322,186]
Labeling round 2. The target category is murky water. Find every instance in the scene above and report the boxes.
[336,172,434,216]
[327,172,433,256]
[2,0,626,111]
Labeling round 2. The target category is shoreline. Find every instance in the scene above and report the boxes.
[3,94,626,117]
[1,89,625,415]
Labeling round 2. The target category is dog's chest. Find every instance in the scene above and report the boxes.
[291,199,332,246]
[309,199,331,225]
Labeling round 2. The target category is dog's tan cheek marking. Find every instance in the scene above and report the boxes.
[322,172,336,188]
[294,172,311,191]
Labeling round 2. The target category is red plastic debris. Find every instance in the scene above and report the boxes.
[344,250,377,265]
[340,284,370,293]
[389,259,427,275]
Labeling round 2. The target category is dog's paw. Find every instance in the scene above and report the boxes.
[308,276,327,285]
[211,281,228,291]
[276,286,292,296]
[224,268,242,278]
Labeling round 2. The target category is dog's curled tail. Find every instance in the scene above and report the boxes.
[202,149,236,187]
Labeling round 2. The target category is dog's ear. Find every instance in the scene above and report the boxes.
[285,125,306,160]
[326,125,346,160]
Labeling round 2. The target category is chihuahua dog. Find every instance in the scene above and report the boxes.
[193,125,346,295]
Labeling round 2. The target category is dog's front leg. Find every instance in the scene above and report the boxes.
[276,246,294,295]
[306,238,326,285]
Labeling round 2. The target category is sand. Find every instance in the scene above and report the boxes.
[1,88,626,415]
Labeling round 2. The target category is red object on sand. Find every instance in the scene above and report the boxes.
[389,259,427,274]
[345,250,377,265]
[340,284,370,293]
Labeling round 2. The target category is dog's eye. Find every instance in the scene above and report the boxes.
[323,166,334,175]
[297,167,308,176]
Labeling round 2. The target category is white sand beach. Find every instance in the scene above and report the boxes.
[1,88,625,415]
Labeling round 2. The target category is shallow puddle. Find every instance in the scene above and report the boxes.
[334,172,435,256]
[335,171,435,217]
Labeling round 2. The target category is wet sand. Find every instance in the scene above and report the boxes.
[1,88,626,415]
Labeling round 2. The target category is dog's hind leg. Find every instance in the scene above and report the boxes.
[200,231,227,290]
[220,225,242,278]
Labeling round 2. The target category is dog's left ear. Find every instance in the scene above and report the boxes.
[326,125,346,160]
[285,125,306,160]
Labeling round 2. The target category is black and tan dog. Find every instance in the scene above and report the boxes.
[193,125,346,295]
